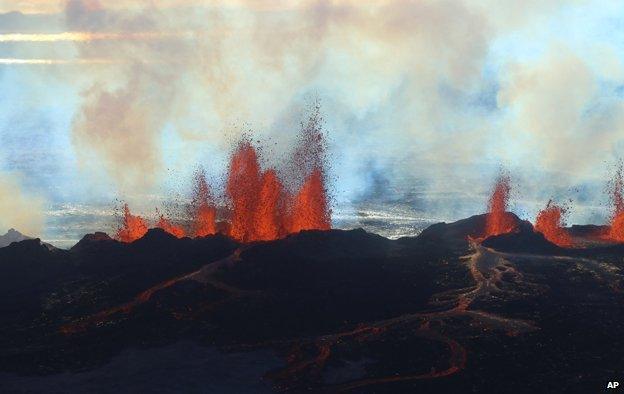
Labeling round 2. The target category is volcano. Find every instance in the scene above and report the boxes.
[1,213,622,393]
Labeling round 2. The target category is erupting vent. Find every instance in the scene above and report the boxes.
[189,168,217,237]
[116,112,331,243]
[535,200,573,247]
[608,163,624,242]
[117,204,148,242]
[484,175,517,238]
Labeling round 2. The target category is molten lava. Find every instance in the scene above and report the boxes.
[189,169,217,237]
[608,163,624,242]
[484,175,517,238]
[289,169,331,233]
[156,214,186,238]
[116,111,332,244]
[117,204,148,243]
[255,169,288,241]
[285,106,331,234]
[535,200,573,247]
[224,138,331,242]
[226,140,263,242]
[221,112,331,242]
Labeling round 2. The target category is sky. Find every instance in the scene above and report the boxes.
[1,0,624,245]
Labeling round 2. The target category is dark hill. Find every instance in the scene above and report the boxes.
[404,212,531,251]
[0,228,32,248]
[0,219,623,393]
[481,227,562,254]
[0,238,70,293]
[209,228,444,341]
[567,224,609,237]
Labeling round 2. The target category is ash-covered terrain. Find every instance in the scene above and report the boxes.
[0,213,622,393]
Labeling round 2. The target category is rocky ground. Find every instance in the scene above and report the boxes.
[0,213,622,393]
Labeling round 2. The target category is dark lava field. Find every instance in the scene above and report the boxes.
[1,213,623,393]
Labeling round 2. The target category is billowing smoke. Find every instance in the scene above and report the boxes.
[2,0,624,236]
[63,0,495,202]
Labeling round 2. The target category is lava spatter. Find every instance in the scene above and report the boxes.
[484,174,517,238]
[535,200,573,247]
[116,204,148,242]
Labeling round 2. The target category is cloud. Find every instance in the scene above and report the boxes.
[497,45,623,179]
[4,0,624,226]
[60,0,571,205]
[71,65,177,192]
[0,172,45,235]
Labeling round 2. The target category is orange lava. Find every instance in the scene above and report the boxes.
[222,112,331,242]
[224,137,331,242]
[156,214,186,238]
[608,163,624,242]
[190,169,217,237]
[484,175,517,237]
[535,200,573,247]
[116,204,148,243]
[288,169,331,233]
[116,112,331,243]
[226,140,263,242]
[255,169,288,241]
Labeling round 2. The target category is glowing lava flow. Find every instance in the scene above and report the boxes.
[608,163,624,242]
[116,204,148,242]
[484,175,517,238]
[535,200,573,247]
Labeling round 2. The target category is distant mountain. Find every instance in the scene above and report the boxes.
[0,228,57,250]
[0,228,32,248]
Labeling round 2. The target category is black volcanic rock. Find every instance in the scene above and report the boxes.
[222,229,397,290]
[75,231,114,244]
[481,226,562,254]
[202,228,460,341]
[0,238,68,270]
[567,224,609,237]
[1,220,623,393]
[70,231,117,252]
[65,229,239,310]
[0,238,71,317]
[405,212,532,251]
[133,227,179,245]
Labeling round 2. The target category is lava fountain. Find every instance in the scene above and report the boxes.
[225,139,263,242]
[289,168,331,233]
[155,213,186,238]
[535,200,573,247]
[115,110,331,244]
[484,174,517,238]
[255,169,288,241]
[117,204,149,242]
[608,163,624,242]
[222,108,331,242]
[189,168,217,237]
